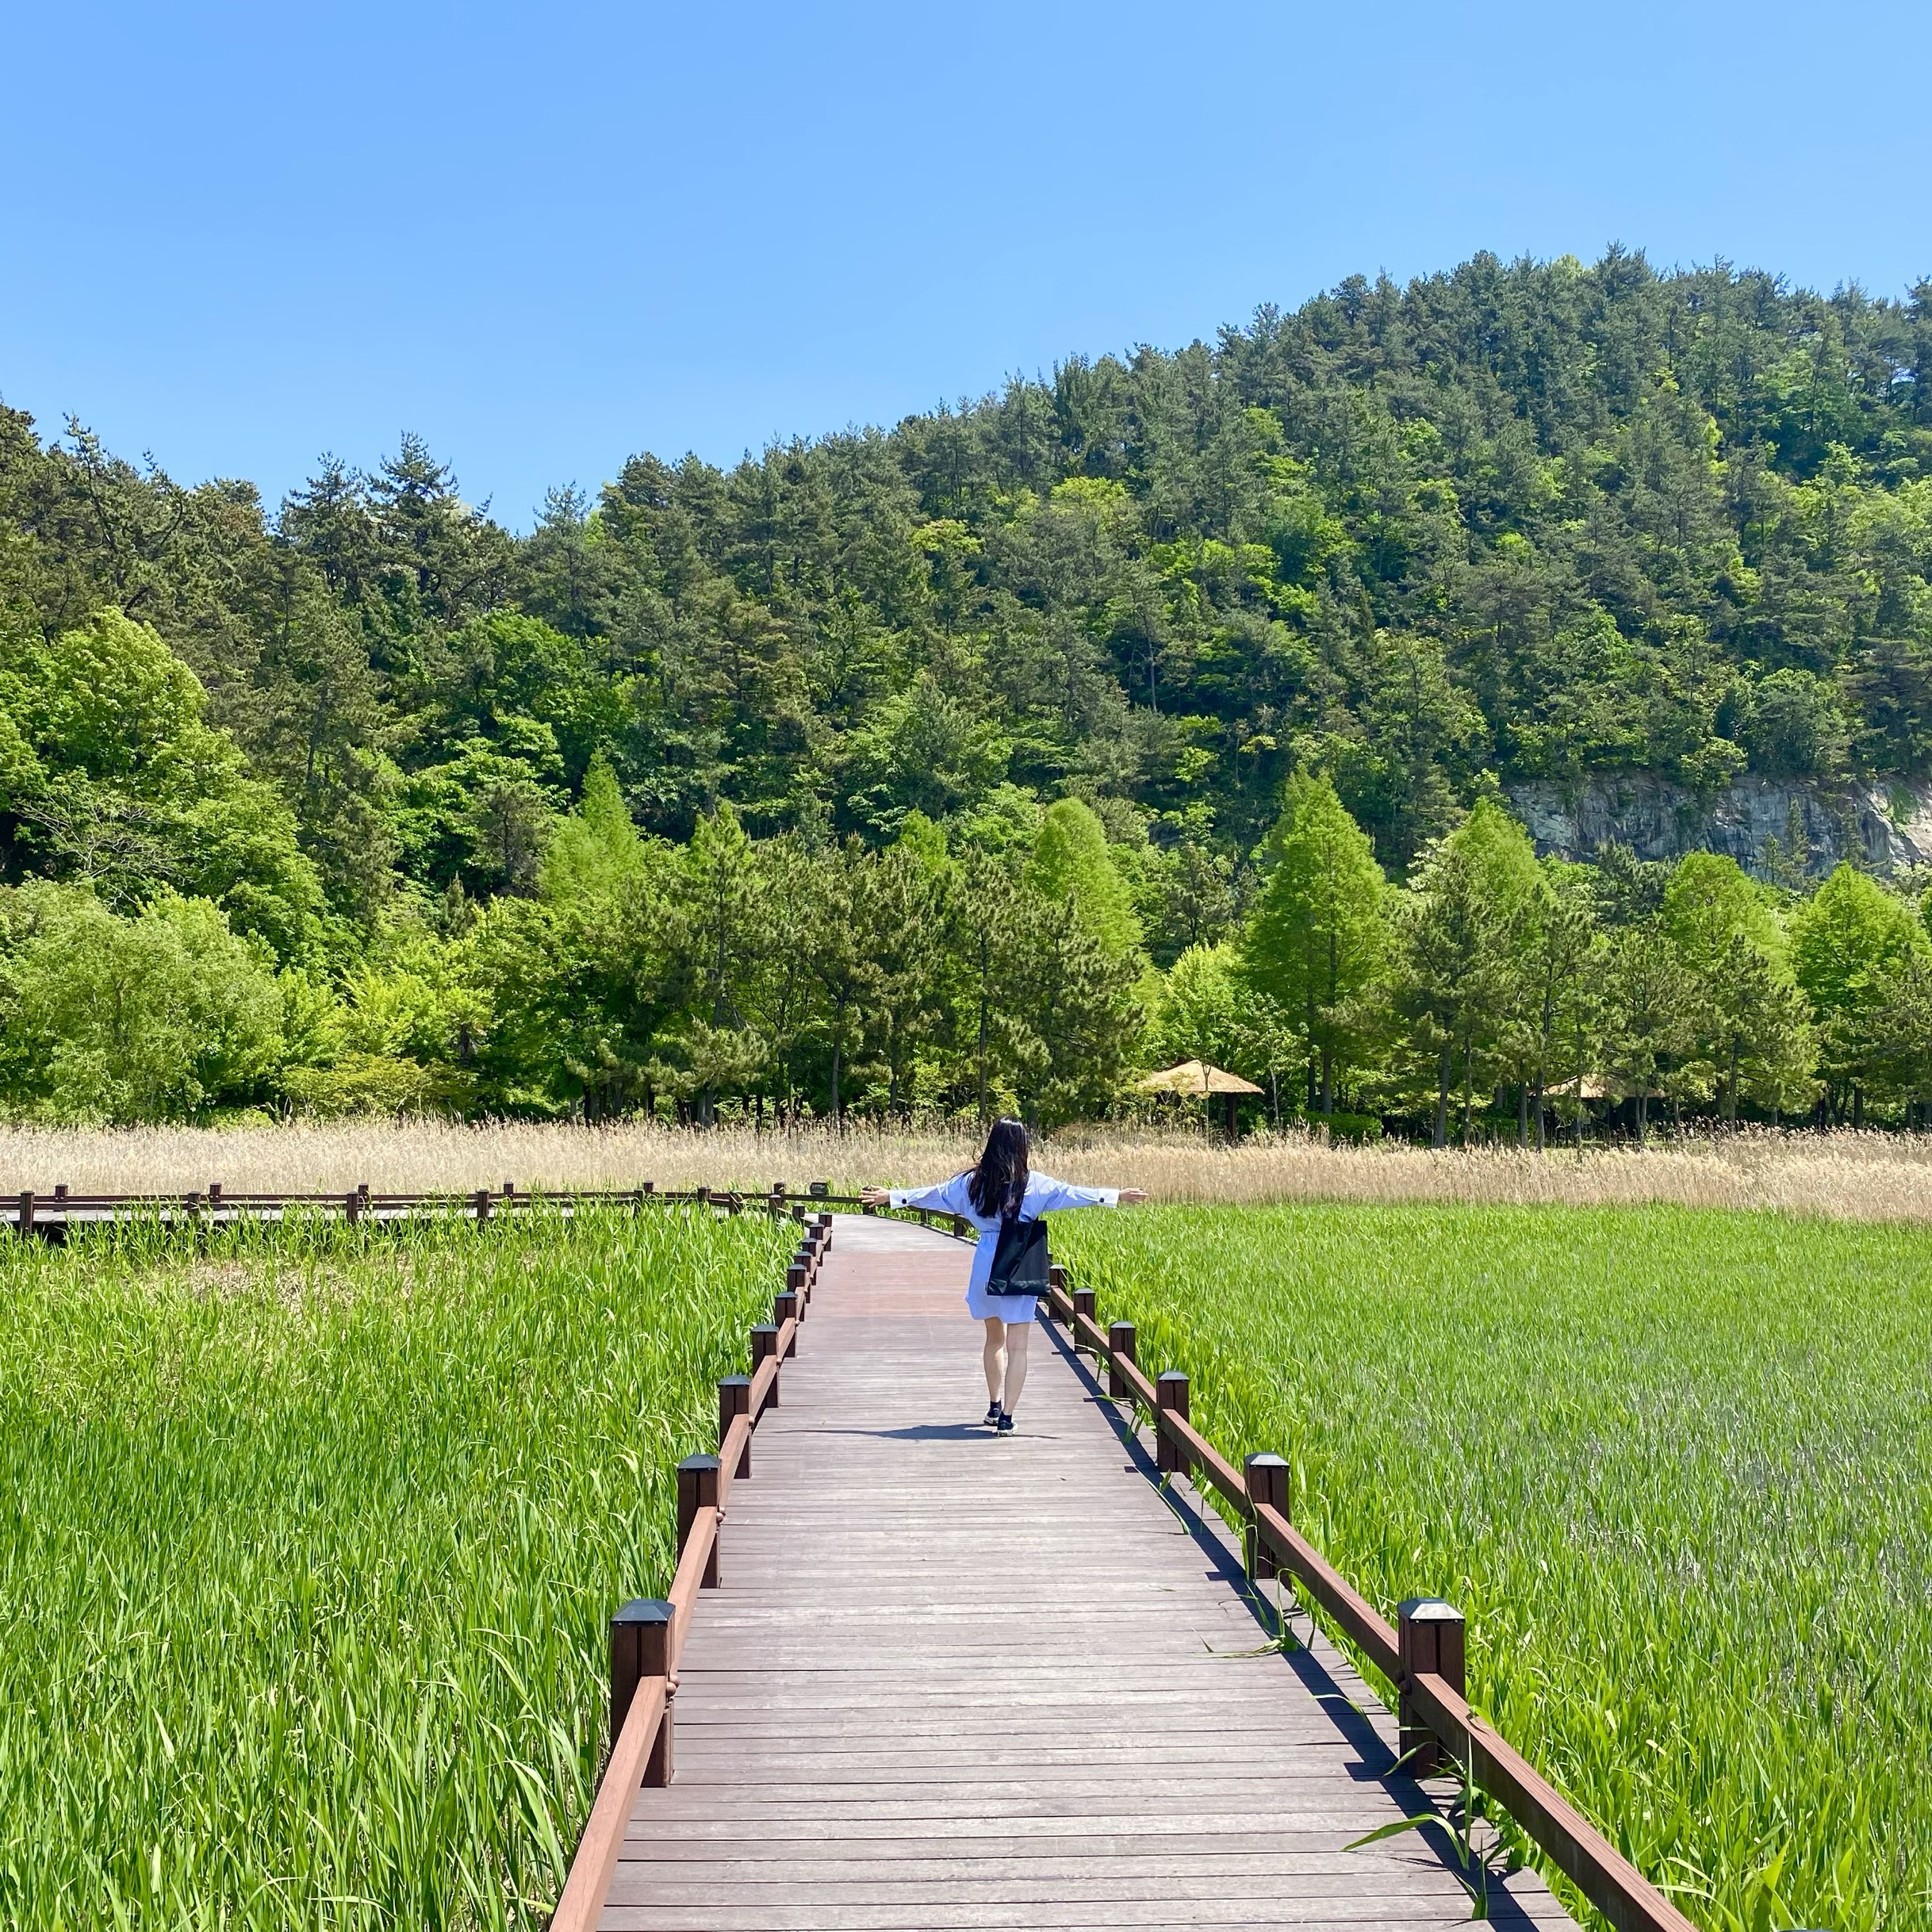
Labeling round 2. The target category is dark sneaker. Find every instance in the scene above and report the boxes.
[983,1402,1002,1427]
[996,1409,1016,1433]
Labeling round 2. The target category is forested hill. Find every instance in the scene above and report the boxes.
[3,250,1930,944]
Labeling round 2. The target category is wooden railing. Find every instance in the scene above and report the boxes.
[1041,1265,1700,1932]
[548,1210,832,1931]
[2,1179,875,1233]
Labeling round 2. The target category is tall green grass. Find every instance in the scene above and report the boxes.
[1053,1202,1932,1932]
[0,1203,786,1929]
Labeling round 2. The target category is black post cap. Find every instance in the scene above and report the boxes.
[612,1597,672,1628]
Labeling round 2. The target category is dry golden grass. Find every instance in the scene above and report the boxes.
[10,1117,1932,1221]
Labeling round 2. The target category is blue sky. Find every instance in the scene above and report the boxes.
[4,1,1928,527]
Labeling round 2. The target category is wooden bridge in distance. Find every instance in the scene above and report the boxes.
[573,1214,1578,1932]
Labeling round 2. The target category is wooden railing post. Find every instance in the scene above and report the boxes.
[610,1592,672,1746]
[1107,1323,1137,1398]
[787,1259,807,1298]
[16,1191,33,1237]
[677,1455,723,1588]
[641,1179,655,1195]
[53,1183,67,1202]
[1072,1286,1096,1355]
[473,1188,490,1224]
[774,1290,799,1352]
[344,1189,360,1225]
[1155,1371,1189,1473]
[719,1376,752,1477]
[611,1598,673,1788]
[751,1324,780,1408]
[1244,1453,1290,1579]
[1398,1598,1466,1775]
[209,1181,223,1208]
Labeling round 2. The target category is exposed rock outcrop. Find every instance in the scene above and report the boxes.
[1506,775,1932,880]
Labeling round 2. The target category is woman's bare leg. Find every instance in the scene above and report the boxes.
[1002,1320,1031,1413]
[981,1317,1006,1404]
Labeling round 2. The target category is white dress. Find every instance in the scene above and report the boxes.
[886,1171,1121,1324]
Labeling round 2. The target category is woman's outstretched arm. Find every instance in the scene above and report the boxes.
[1031,1176,1149,1212]
[859,1175,969,1213]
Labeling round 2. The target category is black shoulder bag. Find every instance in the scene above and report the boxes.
[985,1207,1052,1298]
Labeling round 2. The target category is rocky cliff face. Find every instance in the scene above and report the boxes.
[1506,775,1932,880]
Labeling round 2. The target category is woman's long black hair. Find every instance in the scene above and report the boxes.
[967,1117,1030,1219]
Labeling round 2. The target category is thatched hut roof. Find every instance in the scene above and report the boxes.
[1136,1059,1264,1098]
[1574,1073,1661,1101]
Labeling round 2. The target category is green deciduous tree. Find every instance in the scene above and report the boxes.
[1790,863,1927,1124]
[1395,797,1541,1144]
[1028,797,1142,961]
[1497,862,1600,1148]
[1010,904,1145,1129]
[1659,853,1811,1124]
[1241,772,1388,1117]
[860,838,954,1117]
[1599,924,1697,1144]
[0,885,282,1121]
[1152,942,1247,1074]
[1871,952,1932,1126]
[0,609,324,956]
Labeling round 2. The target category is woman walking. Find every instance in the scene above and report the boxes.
[861,1119,1146,1432]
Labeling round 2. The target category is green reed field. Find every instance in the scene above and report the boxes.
[1053,1202,1932,1932]
[0,1203,787,1930]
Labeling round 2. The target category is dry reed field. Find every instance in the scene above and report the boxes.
[11,1118,1932,1221]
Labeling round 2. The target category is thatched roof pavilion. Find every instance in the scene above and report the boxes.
[1136,1060,1263,1136]
[1136,1060,1263,1098]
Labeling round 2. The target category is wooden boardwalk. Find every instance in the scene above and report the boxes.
[604,1217,1573,1932]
